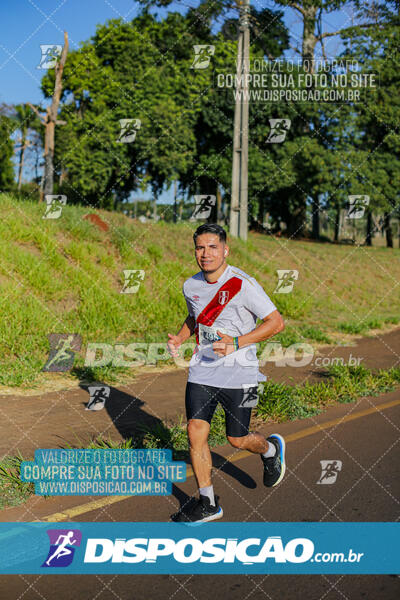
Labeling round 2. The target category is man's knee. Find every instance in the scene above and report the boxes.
[227,435,247,449]
[187,419,210,446]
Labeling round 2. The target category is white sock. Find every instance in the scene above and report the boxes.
[262,442,277,458]
[199,485,215,506]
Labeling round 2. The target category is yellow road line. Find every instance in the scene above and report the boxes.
[38,397,400,522]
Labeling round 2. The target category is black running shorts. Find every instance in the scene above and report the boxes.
[185,381,258,438]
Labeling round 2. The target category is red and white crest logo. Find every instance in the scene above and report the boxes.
[219,290,229,305]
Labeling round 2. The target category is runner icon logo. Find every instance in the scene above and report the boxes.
[42,529,82,568]
[116,119,141,143]
[346,195,369,219]
[317,460,343,484]
[42,334,82,372]
[37,45,62,69]
[86,385,110,411]
[190,195,216,220]
[120,270,145,294]
[239,384,264,408]
[191,45,215,69]
[266,119,291,143]
[43,195,67,219]
[274,270,299,294]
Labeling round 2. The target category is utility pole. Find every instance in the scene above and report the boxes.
[229,0,250,241]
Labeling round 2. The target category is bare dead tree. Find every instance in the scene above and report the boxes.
[29,31,69,201]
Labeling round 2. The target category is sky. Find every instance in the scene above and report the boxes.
[0,0,154,105]
[0,0,348,201]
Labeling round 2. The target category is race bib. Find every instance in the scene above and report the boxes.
[198,323,226,346]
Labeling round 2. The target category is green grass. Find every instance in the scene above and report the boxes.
[3,365,400,508]
[0,454,35,509]
[255,364,400,422]
[298,325,332,344]
[338,320,377,335]
[272,292,314,320]
[336,315,400,335]
[271,327,305,348]
[1,192,400,387]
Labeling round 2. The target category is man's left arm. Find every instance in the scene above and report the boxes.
[237,277,285,346]
[236,309,284,348]
[213,310,284,356]
[213,278,285,356]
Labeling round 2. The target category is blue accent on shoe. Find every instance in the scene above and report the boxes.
[184,506,223,527]
[269,433,285,461]
[262,434,286,487]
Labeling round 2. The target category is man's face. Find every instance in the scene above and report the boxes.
[194,233,227,272]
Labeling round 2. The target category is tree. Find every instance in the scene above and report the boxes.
[30,31,69,199]
[0,111,15,191]
[342,2,400,246]
[136,0,387,238]
[12,104,40,190]
[40,15,202,208]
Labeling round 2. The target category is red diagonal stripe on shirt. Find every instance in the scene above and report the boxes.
[195,276,242,344]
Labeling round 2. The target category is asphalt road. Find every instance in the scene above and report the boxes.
[1,389,399,599]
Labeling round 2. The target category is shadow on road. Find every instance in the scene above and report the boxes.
[170,450,257,514]
[210,451,257,489]
[79,382,166,440]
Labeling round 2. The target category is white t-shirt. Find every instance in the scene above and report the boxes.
[182,264,277,389]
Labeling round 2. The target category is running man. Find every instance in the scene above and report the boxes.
[86,387,108,410]
[45,531,77,566]
[44,335,75,370]
[167,223,286,523]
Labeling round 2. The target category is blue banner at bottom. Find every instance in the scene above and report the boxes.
[0,522,397,574]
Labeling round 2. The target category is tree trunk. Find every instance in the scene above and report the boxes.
[302,6,318,73]
[334,203,340,242]
[216,184,222,224]
[59,168,66,186]
[287,198,307,238]
[173,180,177,223]
[384,212,393,248]
[34,142,40,182]
[43,119,55,197]
[17,140,26,191]
[398,218,400,248]
[43,31,69,199]
[365,211,373,246]
[257,196,264,224]
[311,196,320,239]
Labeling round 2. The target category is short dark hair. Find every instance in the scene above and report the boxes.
[193,223,227,245]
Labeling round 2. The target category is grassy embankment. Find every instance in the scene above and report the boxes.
[1,193,399,389]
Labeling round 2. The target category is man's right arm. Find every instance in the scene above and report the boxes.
[176,314,196,342]
[167,283,196,357]
[167,314,196,357]
[180,282,196,341]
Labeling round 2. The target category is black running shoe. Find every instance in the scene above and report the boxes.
[171,494,223,523]
[261,434,286,487]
